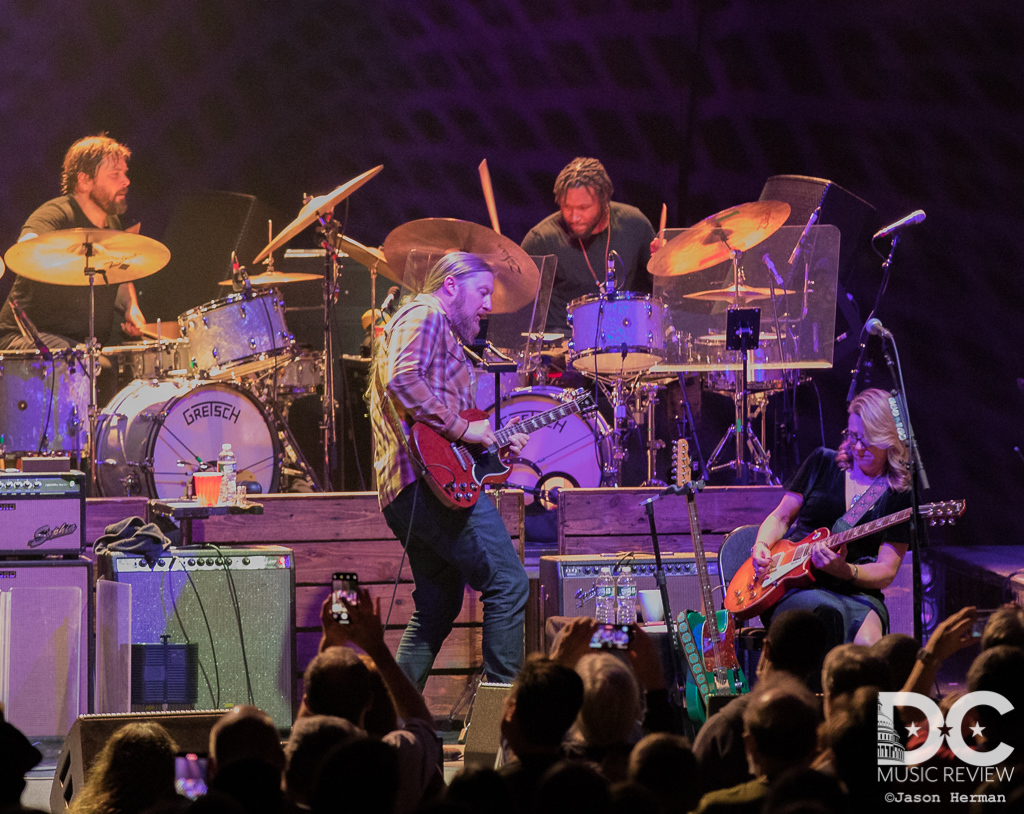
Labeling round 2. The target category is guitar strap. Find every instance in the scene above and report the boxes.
[833,475,888,532]
[675,611,712,704]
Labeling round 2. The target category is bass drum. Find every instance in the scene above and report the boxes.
[490,386,610,505]
[96,379,281,498]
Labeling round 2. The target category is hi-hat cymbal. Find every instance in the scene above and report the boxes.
[381,218,540,314]
[648,200,791,277]
[4,228,170,286]
[334,234,399,284]
[253,165,383,264]
[686,283,797,303]
[218,270,320,287]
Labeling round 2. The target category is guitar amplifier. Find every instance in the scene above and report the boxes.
[540,553,722,622]
[0,470,85,556]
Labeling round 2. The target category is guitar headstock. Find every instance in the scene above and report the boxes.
[672,439,692,488]
[921,499,966,525]
[561,388,597,415]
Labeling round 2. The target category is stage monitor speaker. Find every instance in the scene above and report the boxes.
[0,558,92,740]
[97,546,296,729]
[463,682,512,771]
[540,553,721,623]
[139,190,285,322]
[50,709,223,813]
[883,552,916,636]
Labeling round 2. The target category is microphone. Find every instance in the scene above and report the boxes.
[231,252,252,295]
[873,210,925,242]
[10,299,52,362]
[380,286,400,315]
[762,253,784,286]
[865,317,892,338]
[605,250,618,295]
[788,206,819,266]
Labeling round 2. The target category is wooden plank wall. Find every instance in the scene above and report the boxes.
[558,486,784,558]
[85,491,524,721]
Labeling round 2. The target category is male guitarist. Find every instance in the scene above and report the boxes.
[370,251,530,689]
[748,388,912,648]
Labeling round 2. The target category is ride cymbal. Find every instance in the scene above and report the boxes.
[4,228,170,286]
[218,270,320,286]
[648,201,791,277]
[382,218,540,314]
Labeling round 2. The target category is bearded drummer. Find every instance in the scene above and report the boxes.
[0,134,147,351]
[521,157,659,335]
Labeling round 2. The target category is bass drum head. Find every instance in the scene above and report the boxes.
[490,386,609,505]
[97,379,280,498]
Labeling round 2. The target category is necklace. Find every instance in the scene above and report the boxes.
[579,218,612,287]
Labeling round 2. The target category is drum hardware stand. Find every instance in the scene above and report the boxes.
[314,214,342,491]
[463,342,518,428]
[704,307,777,485]
[635,381,666,487]
[603,378,631,487]
[82,240,106,492]
[675,373,709,482]
[264,396,323,491]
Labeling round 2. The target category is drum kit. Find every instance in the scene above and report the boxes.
[0,161,814,500]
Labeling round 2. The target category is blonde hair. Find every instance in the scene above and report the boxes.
[836,388,910,492]
[421,251,493,294]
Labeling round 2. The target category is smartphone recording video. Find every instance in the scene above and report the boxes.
[589,624,633,650]
[331,572,359,624]
[174,753,208,800]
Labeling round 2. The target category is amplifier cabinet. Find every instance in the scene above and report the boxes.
[0,557,93,738]
[97,546,296,729]
[0,470,85,556]
[540,553,722,623]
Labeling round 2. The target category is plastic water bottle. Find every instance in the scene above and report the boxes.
[616,567,638,625]
[595,567,616,623]
[217,443,237,505]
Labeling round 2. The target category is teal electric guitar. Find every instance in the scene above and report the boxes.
[672,441,748,724]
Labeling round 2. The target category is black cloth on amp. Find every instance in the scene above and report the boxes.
[521,201,655,333]
[0,195,123,348]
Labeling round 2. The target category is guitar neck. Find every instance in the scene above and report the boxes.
[683,488,726,657]
[493,399,584,445]
[825,506,914,550]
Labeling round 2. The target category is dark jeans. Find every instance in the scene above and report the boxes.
[382,479,529,689]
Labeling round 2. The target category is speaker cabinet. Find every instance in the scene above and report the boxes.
[540,553,721,623]
[883,552,916,636]
[463,682,512,771]
[50,709,224,813]
[97,547,295,729]
[0,558,92,739]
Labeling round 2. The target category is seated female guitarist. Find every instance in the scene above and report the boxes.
[750,388,912,647]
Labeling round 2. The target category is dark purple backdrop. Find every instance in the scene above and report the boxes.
[1,0,1021,545]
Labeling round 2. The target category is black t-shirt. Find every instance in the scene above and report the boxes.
[783,446,912,597]
[521,201,655,333]
[0,195,123,345]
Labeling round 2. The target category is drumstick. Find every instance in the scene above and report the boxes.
[478,159,501,235]
[658,203,667,239]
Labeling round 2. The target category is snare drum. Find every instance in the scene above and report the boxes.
[693,332,788,392]
[273,351,323,396]
[104,339,191,385]
[567,293,667,375]
[179,288,294,380]
[0,350,88,455]
[489,386,610,503]
[96,378,281,498]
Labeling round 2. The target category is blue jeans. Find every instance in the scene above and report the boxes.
[382,479,529,689]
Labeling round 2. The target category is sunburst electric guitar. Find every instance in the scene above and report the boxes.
[723,499,966,620]
[411,389,596,510]
[672,441,747,724]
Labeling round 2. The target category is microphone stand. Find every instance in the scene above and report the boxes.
[848,234,900,402]
[315,216,341,491]
[878,331,929,639]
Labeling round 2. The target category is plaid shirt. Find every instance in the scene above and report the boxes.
[370,294,476,508]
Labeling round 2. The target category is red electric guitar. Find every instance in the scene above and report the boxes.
[410,389,596,510]
[723,499,966,620]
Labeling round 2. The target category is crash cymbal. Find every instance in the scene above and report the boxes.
[253,165,383,264]
[334,234,399,283]
[218,270,320,287]
[648,200,791,277]
[382,218,540,314]
[686,284,797,303]
[4,228,170,286]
